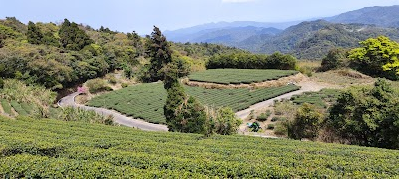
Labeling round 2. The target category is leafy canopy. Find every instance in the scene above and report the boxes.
[348,36,399,80]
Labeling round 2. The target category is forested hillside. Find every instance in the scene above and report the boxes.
[0,17,244,90]
[327,5,399,27]
[164,6,399,59]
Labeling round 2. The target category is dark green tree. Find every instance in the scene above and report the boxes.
[145,26,172,82]
[287,103,324,140]
[27,21,44,45]
[328,79,399,149]
[59,19,93,51]
[320,48,348,71]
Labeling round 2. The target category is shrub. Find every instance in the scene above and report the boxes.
[257,110,271,121]
[57,107,114,125]
[287,103,324,141]
[108,76,117,84]
[121,83,129,88]
[86,79,111,93]
[319,48,348,72]
[267,124,275,130]
[271,116,286,122]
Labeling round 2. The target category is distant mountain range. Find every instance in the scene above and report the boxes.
[165,5,399,59]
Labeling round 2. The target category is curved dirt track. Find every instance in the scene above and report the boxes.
[58,92,168,132]
[235,81,326,120]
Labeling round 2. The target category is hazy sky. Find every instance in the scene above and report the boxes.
[1,0,399,34]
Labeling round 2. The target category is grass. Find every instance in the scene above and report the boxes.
[290,89,341,108]
[188,69,298,84]
[0,116,398,178]
[88,83,300,124]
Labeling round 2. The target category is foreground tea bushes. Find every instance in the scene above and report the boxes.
[0,116,398,178]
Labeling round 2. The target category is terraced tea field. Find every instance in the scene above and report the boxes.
[188,69,298,84]
[0,99,34,116]
[88,83,300,124]
[0,116,398,178]
[290,89,341,108]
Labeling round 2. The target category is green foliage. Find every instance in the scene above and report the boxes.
[59,19,94,51]
[320,48,348,71]
[56,107,114,125]
[257,110,271,121]
[10,101,28,116]
[88,83,299,124]
[145,26,173,82]
[207,107,242,135]
[0,79,55,117]
[267,124,275,130]
[1,99,12,115]
[348,36,399,80]
[0,78,3,89]
[287,103,324,140]
[328,79,399,149]
[164,82,187,130]
[27,21,44,45]
[1,116,398,178]
[86,79,112,93]
[206,52,297,70]
[189,69,298,85]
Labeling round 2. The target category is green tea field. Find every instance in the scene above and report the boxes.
[290,89,341,108]
[0,116,398,178]
[188,69,298,84]
[0,99,33,116]
[88,83,300,124]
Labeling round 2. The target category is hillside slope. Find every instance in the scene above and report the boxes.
[327,5,399,27]
[0,116,398,178]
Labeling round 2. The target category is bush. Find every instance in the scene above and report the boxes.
[327,79,399,149]
[257,110,271,121]
[108,76,117,84]
[121,83,129,88]
[319,48,348,72]
[86,79,111,93]
[271,116,286,122]
[287,103,324,141]
[267,124,275,130]
[57,107,114,125]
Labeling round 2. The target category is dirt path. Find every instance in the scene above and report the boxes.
[58,92,168,132]
[235,80,328,137]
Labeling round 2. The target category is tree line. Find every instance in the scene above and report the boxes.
[206,52,297,70]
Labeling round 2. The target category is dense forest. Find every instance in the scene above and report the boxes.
[0,17,245,90]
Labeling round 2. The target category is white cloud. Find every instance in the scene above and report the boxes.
[221,0,258,3]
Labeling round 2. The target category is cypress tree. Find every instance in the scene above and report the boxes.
[146,26,172,82]
[27,21,44,45]
[59,19,93,51]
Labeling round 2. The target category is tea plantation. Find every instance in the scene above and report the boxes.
[0,116,398,178]
[1,99,33,116]
[188,69,298,84]
[88,83,300,124]
[290,89,341,108]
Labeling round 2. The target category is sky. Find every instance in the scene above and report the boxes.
[1,0,399,34]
